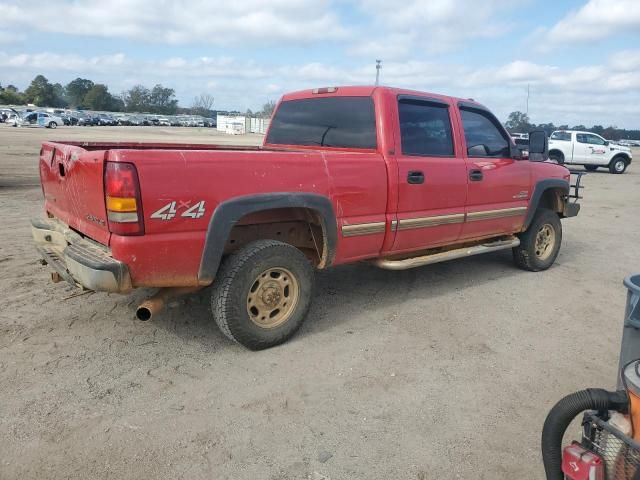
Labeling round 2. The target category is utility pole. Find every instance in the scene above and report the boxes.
[375,60,382,86]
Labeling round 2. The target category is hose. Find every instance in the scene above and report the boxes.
[541,388,628,480]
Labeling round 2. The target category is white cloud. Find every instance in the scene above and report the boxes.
[351,0,521,56]
[2,49,638,127]
[537,0,640,45]
[0,0,348,45]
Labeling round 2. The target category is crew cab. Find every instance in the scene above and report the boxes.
[548,130,632,174]
[32,86,581,350]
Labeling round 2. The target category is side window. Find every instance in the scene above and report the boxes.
[576,134,588,143]
[585,134,605,145]
[460,108,510,157]
[398,100,454,156]
[550,131,571,141]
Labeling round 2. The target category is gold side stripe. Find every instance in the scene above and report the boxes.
[396,213,465,231]
[342,221,386,237]
[466,207,527,222]
[342,207,527,237]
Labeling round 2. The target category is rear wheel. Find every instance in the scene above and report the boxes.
[211,240,314,350]
[609,157,628,174]
[48,121,57,129]
[513,208,562,272]
[584,165,598,171]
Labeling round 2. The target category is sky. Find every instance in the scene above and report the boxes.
[0,0,639,128]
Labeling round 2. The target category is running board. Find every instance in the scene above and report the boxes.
[372,236,520,271]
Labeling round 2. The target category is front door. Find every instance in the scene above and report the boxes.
[457,106,531,240]
[574,132,609,165]
[391,96,468,254]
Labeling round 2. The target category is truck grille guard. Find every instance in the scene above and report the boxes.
[567,169,586,203]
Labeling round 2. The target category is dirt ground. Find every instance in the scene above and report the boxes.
[1,124,639,480]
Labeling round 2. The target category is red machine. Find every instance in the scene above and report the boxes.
[542,274,640,480]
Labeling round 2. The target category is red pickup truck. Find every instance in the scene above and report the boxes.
[32,86,581,349]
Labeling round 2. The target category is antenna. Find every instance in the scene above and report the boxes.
[375,60,382,86]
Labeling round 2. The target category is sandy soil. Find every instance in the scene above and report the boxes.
[1,124,639,479]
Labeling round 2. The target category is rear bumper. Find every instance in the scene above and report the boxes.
[31,218,131,293]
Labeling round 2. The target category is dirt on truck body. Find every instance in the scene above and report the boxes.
[32,85,581,349]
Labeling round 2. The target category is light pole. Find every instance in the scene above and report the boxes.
[375,60,382,86]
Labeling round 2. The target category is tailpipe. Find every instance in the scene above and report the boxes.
[135,286,202,321]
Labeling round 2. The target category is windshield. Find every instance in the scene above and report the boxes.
[266,96,377,149]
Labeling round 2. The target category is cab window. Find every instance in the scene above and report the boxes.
[398,99,454,156]
[460,108,510,157]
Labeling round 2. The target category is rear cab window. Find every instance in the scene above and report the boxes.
[266,97,377,149]
[398,99,454,156]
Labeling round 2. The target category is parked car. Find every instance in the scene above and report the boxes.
[32,85,581,350]
[549,130,633,173]
[157,117,171,126]
[97,114,116,126]
[18,111,63,128]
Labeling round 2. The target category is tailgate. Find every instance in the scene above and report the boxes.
[39,142,110,245]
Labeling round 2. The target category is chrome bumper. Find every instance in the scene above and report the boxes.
[31,218,131,293]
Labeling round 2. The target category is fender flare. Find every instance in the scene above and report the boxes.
[198,192,337,283]
[523,179,570,230]
[610,152,631,165]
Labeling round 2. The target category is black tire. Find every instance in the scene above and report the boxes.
[584,165,598,171]
[211,240,315,350]
[48,121,57,129]
[513,208,562,272]
[609,156,628,174]
[549,151,564,165]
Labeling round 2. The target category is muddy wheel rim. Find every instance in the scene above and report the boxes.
[534,223,556,260]
[247,267,300,329]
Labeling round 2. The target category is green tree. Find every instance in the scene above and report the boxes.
[123,85,151,112]
[504,111,533,133]
[84,84,115,110]
[149,84,178,114]
[65,77,94,107]
[52,83,68,108]
[24,75,56,106]
[0,84,26,105]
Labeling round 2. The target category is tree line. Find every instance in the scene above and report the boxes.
[0,74,277,117]
[504,111,640,141]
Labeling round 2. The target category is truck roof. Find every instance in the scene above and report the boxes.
[281,85,486,109]
[552,129,602,136]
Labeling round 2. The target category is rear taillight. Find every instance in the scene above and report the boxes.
[104,161,144,235]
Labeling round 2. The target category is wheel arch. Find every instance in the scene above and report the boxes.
[548,149,565,162]
[198,193,337,283]
[610,153,631,165]
[523,179,569,230]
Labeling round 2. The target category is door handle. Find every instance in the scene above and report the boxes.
[469,169,483,181]
[407,171,425,184]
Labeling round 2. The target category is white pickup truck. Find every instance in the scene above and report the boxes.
[548,130,633,174]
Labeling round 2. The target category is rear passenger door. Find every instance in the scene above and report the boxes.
[391,96,468,254]
[457,105,531,240]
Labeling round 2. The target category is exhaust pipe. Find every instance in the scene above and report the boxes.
[135,286,202,321]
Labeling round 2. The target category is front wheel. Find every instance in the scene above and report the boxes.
[211,240,315,350]
[609,157,628,174]
[513,208,562,272]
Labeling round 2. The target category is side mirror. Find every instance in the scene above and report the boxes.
[604,140,610,146]
[528,129,548,161]
[468,144,489,156]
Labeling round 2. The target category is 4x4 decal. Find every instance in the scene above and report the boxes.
[150,201,206,220]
